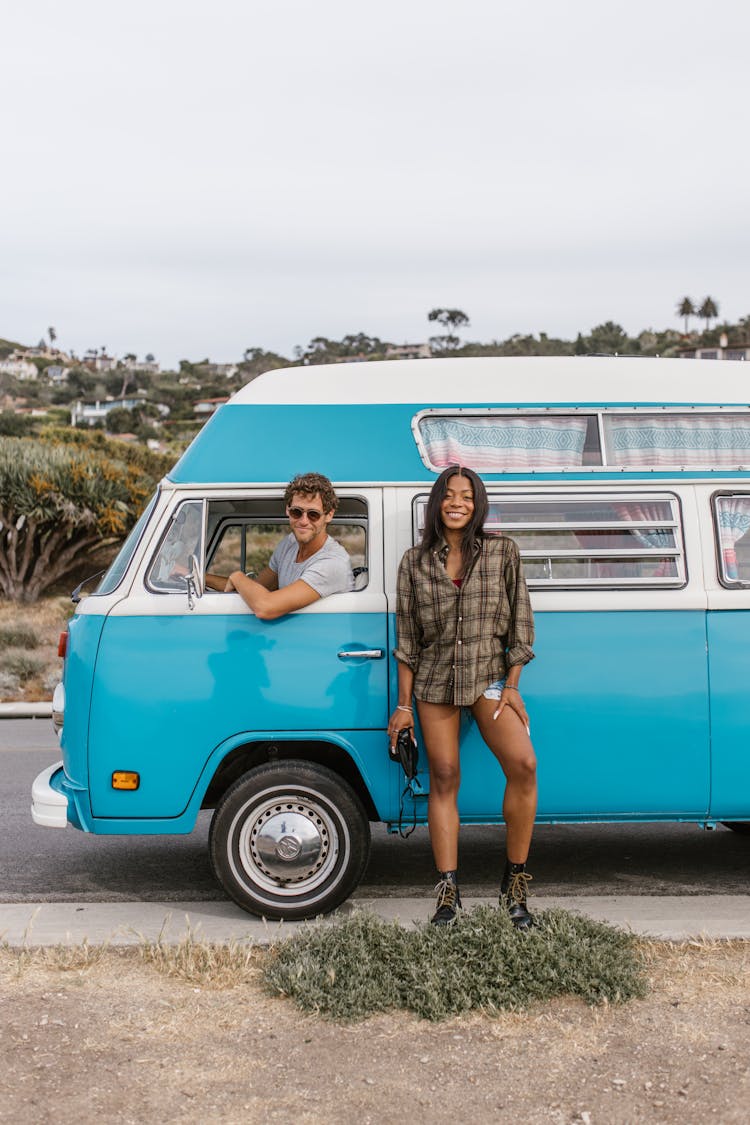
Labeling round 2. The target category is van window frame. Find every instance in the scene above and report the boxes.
[144,493,371,595]
[412,490,688,590]
[144,498,207,595]
[712,490,750,589]
[412,406,750,474]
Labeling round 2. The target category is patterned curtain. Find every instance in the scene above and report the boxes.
[604,414,750,468]
[420,416,588,471]
[715,497,750,579]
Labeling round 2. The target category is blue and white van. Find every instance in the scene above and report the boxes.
[32,356,750,918]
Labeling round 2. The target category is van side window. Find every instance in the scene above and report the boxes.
[415,408,750,472]
[146,500,204,592]
[713,494,750,584]
[205,497,368,589]
[413,493,685,588]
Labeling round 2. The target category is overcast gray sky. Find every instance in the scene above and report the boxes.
[2,0,748,368]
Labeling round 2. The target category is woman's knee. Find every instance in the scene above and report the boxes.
[506,752,537,789]
[429,760,461,794]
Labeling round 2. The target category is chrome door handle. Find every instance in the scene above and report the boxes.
[337,649,385,659]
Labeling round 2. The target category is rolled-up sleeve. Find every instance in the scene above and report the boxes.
[393,552,422,670]
[504,542,535,667]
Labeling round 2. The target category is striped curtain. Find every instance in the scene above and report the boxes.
[420,416,588,471]
[604,414,750,468]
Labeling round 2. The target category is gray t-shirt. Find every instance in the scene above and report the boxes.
[268,534,354,598]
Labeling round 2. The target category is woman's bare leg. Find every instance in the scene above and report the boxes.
[416,701,462,871]
[470,696,537,863]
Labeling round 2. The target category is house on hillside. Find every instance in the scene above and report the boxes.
[385,343,432,360]
[0,354,39,380]
[46,365,70,385]
[71,397,172,426]
[193,396,229,416]
[678,333,750,361]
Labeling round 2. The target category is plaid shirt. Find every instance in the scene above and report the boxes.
[394,535,535,706]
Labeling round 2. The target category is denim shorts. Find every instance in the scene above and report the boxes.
[482,679,506,701]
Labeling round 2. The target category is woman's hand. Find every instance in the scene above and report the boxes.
[387,706,414,751]
[493,686,530,733]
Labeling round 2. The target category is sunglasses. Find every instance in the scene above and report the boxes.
[288,506,324,522]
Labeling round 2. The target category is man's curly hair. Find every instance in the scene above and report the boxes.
[284,472,339,514]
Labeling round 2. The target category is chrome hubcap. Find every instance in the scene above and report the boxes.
[236,794,340,894]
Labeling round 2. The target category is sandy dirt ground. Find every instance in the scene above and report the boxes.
[1,941,748,1124]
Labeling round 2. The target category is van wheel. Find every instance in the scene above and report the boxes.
[208,761,371,920]
[720,821,750,835]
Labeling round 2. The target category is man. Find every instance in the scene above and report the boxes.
[209,471,353,619]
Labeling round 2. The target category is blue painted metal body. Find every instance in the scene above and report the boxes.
[706,611,750,819]
[57,602,718,833]
[169,403,750,485]
[51,387,750,835]
[86,610,390,822]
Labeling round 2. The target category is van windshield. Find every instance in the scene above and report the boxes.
[95,492,159,596]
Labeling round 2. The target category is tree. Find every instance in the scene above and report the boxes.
[585,322,631,354]
[0,431,171,601]
[698,297,719,331]
[48,326,57,348]
[427,308,470,348]
[105,407,136,434]
[0,412,34,437]
[240,347,289,378]
[676,297,695,334]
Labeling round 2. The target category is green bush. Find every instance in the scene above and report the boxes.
[263,907,648,1022]
[0,624,39,649]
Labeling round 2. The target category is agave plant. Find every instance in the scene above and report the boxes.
[0,436,167,601]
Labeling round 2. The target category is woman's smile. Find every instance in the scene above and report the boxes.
[440,475,475,531]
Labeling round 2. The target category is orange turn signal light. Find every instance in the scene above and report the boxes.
[58,631,68,658]
[112,771,140,791]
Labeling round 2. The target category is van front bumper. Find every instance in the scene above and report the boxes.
[31,762,69,829]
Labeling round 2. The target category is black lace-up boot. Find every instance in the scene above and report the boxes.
[500,860,534,931]
[430,870,462,926]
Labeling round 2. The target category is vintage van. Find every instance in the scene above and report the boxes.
[32,356,750,919]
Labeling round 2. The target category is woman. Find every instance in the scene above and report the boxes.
[388,466,537,929]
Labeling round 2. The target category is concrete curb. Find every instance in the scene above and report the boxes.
[2,895,750,947]
[0,702,52,718]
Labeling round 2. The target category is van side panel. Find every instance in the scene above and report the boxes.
[60,611,107,793]
[706,611,750,819]
[454,610,710,819]
[169,405,430,485]
[87,610,388,818]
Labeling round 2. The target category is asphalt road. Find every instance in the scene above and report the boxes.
[3,719,749,903]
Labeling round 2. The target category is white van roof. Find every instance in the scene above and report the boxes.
[231,356,747,407]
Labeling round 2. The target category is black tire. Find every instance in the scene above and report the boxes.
[208,760,371,920]
[720,821,750,835]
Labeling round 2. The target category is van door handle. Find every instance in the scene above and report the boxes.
[337,649,385,660]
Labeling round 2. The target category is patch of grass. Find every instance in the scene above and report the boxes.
[138,924,260,988]
[2,650,44,682]
[0,623,39,648]
[263,906,648,1022]
[1,939,109,979]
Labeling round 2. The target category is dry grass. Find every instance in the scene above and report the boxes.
[0,595,71,701]
[136,922,262,988]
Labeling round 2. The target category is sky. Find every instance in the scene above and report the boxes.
[2,0,749,369]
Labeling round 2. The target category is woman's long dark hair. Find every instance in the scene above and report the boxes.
[420,465,489,575]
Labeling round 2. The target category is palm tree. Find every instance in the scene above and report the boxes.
[698,297,719,331]
[676,297,695,334]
